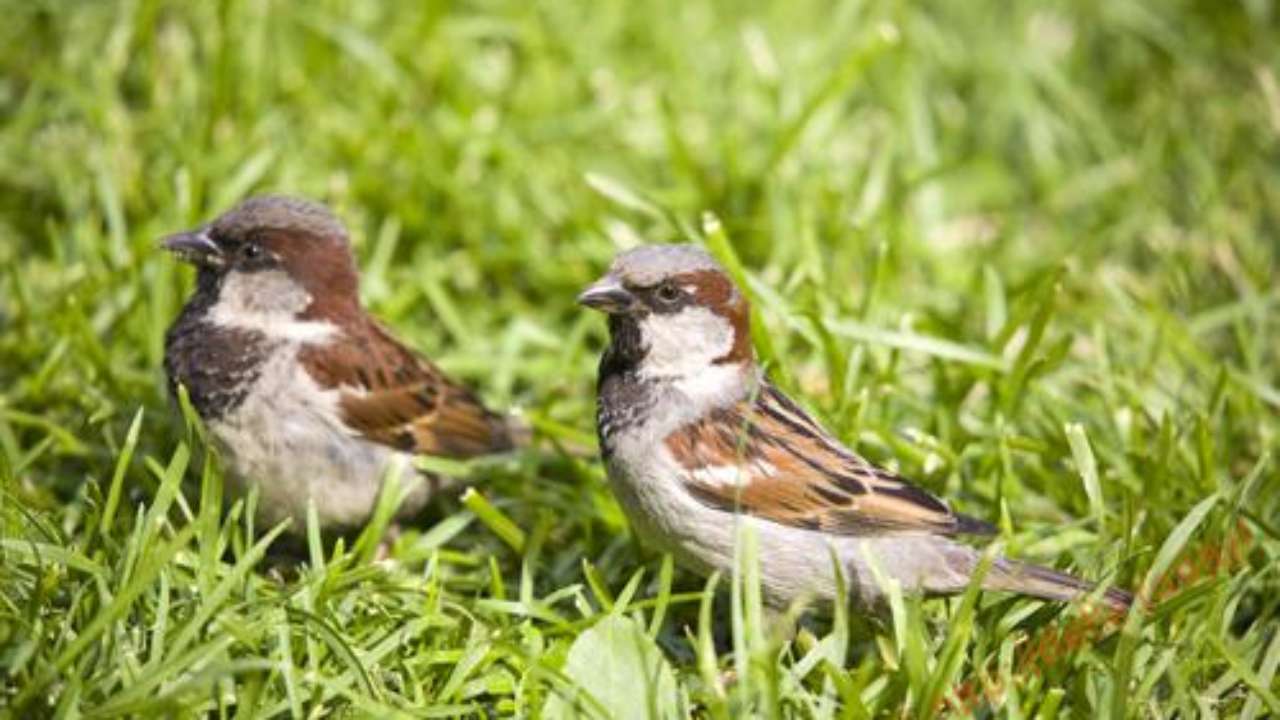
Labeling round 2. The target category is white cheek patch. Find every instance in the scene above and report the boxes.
[210,270,338,343]
[638,306,734,379]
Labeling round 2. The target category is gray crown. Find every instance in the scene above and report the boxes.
[212,195,348,241]
[610,244,724,286]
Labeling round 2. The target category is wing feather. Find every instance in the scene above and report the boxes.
[300,321,519,458]
[666,382,994,537]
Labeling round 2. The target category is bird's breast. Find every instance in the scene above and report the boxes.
[164,316,273,421]
[205,346,423,530]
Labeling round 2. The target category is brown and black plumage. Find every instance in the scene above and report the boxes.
[163,195,522,532]
[581,243,1132,611]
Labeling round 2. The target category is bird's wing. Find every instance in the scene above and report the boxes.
[300,321,520,458]
[666,382,994,537]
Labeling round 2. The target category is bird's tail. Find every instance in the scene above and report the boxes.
[986,558,1132,612]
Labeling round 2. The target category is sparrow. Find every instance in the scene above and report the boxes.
[579,244,1131,611]
[162,195,523,533]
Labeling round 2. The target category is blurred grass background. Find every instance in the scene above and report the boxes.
[1,0,1277,717]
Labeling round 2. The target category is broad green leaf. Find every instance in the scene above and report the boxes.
[545,615,680,720]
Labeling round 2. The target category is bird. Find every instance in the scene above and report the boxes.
[578,243,1131,612]
[162,195,523,534]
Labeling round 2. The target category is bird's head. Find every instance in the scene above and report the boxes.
[578,244,753,383]
[163,195,359,320]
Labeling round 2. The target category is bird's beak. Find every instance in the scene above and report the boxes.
[577,274,636,314]
[161,228,223,267]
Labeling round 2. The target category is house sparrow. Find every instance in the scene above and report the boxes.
[163,195,522,532]
[579,244,1131,611]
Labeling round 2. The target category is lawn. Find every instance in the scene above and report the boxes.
[1,0,1277,717]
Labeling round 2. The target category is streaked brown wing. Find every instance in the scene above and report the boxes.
[300,321,518,458]
[666,382,994,537]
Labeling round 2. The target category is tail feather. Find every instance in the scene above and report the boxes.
[988,558,1132,612]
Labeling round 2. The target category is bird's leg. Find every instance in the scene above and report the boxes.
[374,523,404,562]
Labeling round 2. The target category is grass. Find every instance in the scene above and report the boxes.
[1,0,1278,716]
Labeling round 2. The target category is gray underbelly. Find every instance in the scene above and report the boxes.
[608,456,974,609]
[211,405,427,532]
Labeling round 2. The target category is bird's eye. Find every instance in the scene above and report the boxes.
[241,243,262,260]
[655,282,681,304]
